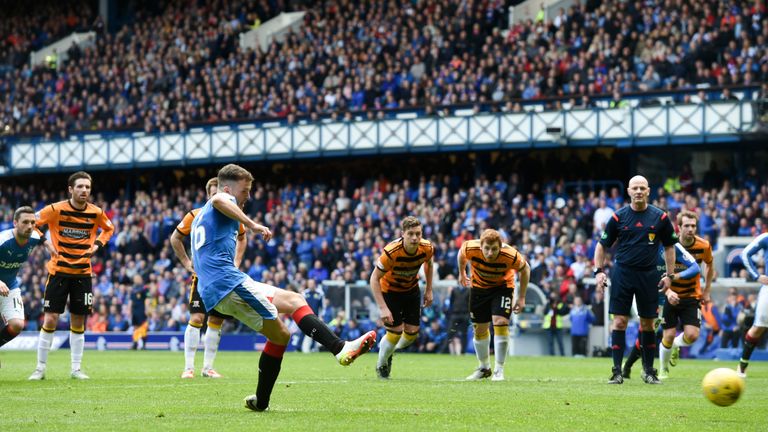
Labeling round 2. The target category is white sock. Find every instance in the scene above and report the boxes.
[184,325,201,370]
[301,334,313,353]
[70,331,85,371]
[36,330,55,370]
[494,335,509,371]
[203,328,222,370]
[659,342,671,370]
[673,333,692,348]
[473,337,491,369]
[377,333,399,368]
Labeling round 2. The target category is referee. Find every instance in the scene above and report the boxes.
[593,175,677,385]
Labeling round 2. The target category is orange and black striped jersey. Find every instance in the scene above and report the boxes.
[681,235,713,266]
[674,236,713,300]
[460,240,526,289]
[375,238,433,293]
[175,208,246,238]
[36,200,114,276]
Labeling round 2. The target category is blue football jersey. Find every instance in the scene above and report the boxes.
[0,228,43,290]
[656,243,700,280]
[190,193,247,311]
[741,233,768,280]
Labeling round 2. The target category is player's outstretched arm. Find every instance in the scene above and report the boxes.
[211,194,272,241]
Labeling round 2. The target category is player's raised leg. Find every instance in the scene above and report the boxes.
[272,287,376,366]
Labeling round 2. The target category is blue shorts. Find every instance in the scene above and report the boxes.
[609,265,661,319]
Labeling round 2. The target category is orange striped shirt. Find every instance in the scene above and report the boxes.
[674,236,713,300]
[376,238,433,293]
[460,239,526,289]
[36,200,114,276]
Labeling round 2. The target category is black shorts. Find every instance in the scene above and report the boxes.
[609,265,660,319]
[44,274,93,315]
[660,298,701,330]
[382,288,421,327]
[469,286,513,323]
[189,275,228,319]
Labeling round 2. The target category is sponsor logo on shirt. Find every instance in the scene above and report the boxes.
[62,228,90,239]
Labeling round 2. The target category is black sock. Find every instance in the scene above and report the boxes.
[640,331,656,371]
[624,340,641,370]
[256,352,283,410]
[297,314,345,355]
[0,325,19,347]
[611,330,626,370]
[739,333,758,372]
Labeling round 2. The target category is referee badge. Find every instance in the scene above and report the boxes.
[648,233,656,242]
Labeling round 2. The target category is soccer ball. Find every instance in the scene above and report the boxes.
[701,368,744,407]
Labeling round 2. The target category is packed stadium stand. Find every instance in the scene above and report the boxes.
[2,0,767,138]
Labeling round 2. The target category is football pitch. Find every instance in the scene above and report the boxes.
[1,351,764,431]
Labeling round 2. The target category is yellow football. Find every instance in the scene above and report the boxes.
[701,368,744,407]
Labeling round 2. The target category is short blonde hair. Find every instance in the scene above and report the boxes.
[205,177,218,197]
[480,229,502,246]
[401,216,421,232]
[217,164,254,186]
[677,210,698,226]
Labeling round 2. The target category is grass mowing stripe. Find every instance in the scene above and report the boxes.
[1,351,763,432]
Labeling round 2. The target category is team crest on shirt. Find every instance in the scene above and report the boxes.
[648,233,656,242]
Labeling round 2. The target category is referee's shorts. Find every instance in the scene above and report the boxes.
[609,265,660,319]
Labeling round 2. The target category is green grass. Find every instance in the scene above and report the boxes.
[1,350,764,431]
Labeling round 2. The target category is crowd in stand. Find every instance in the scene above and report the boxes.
[0,1,98,71]
[0,158,765,353]
[2,0,768,139]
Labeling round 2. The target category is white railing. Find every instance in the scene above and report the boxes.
[5,100,755,174]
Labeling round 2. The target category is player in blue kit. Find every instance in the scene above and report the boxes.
[737,232,768,377]
[0,207,52,353]
[594,175,678,385]
[191,164,376,411]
